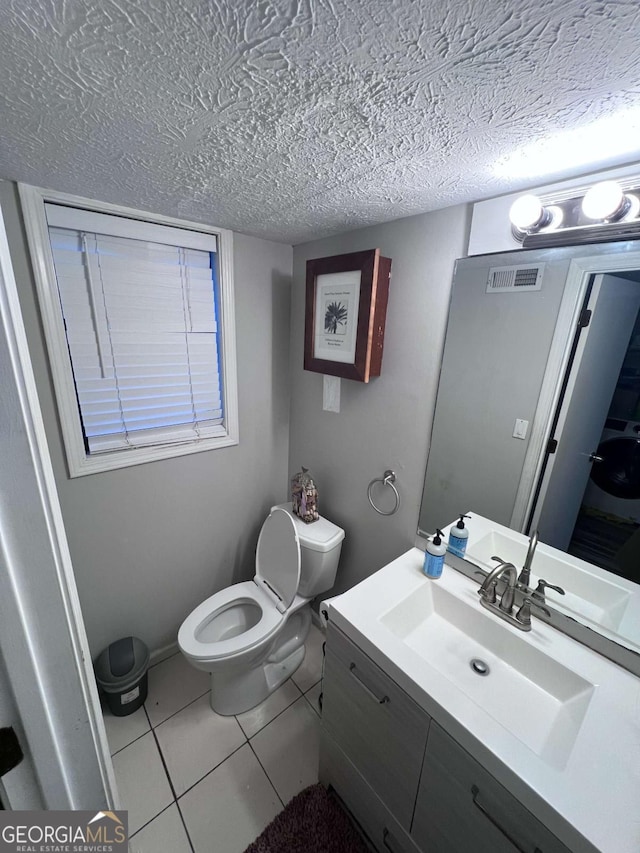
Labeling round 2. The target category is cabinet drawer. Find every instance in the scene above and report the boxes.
[322,624,430,829]
[320,728,422,853]
[412,723,571,853]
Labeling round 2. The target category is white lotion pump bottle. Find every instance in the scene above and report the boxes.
[448,514,470,558]
[424,529,447,579]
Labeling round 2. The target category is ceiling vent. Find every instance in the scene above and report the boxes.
[486,263,544,293]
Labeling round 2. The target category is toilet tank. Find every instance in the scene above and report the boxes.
[272,503,345,598]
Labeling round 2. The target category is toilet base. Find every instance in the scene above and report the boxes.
[208,604,312,715]
[210,644,306,715]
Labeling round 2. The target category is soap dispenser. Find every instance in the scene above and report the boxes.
[447,514,470,559]
[424,530,446,579]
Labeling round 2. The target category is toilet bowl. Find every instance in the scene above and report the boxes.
[178,503,344,715]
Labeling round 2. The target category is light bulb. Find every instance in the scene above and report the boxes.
[581,181,629,220]
[509,195,549,231]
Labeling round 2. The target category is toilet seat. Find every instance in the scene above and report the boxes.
[254,507,301,612]
[178,581,283,663]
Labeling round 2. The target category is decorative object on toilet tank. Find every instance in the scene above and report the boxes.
[291,467,319,523]
[304,249,392,382]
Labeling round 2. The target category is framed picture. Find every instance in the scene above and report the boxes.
[304,249,391,382]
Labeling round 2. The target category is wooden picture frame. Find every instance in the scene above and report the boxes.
[304,248,391,382]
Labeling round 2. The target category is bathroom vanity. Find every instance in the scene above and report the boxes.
[319,546,640,853]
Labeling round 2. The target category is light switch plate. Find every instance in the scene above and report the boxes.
[323,375,341,412]
[513,418,529,440]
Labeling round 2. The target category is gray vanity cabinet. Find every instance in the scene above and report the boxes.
[320,623,429,829]
[320,623,573,853]
[413,723,571,853]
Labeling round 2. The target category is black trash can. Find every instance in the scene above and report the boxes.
[95,636,150,716]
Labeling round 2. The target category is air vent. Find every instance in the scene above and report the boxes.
[486,263,545,293]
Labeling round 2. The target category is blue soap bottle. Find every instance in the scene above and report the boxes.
[448,514,470,558]
[424,530,446,579]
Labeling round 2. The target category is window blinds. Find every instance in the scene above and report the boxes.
[45,210,224,455]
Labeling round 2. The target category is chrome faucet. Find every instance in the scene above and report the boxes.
[477,557,548,631]
[517,529,539,590]
[478,558,518,614]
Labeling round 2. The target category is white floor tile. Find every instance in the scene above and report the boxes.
[130,804,191,853]
[145,653,210,727]
[304,681,322,716]
[250,696,320,804]
[111,731,173,835]
[102,706,150,756]
[179,744,281,853]
[235,678,302,739]
[291,624,325,693]
[155,694,246,796]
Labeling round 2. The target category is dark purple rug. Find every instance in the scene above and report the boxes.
[244,784,370,853]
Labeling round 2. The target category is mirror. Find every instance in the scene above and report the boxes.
[418,240,640,673]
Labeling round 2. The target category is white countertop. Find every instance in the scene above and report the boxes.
[326,547,640,853]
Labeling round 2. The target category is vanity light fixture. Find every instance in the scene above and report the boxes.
[508,176,640,248]
[509,195,549,230]
[581,180,639,222]
[509,195,562,240]
[509,194,562,243]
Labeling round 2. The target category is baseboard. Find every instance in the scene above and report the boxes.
[150,641,178,667]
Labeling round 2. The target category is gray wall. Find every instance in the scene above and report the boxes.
[0,181,293,657]
[289,206,470,597]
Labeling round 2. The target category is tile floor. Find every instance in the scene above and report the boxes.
[102,624,326,853]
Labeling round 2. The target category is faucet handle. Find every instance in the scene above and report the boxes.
[479,579,497,604]
[475,568,498,603]
[531,579,565,603]
[516,597,551,628]
[490,555,506,564]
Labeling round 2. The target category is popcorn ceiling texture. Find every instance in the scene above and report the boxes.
[0,0,638,243]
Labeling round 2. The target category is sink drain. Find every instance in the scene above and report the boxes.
[470,658,490,676]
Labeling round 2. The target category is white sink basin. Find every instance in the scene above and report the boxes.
[380,580,594,769]
[467,530,631,631]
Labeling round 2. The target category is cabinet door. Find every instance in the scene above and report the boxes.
[320,729,422,853]
[412,723,572,853]
[322,624,430,829]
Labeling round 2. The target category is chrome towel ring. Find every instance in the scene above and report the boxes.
[367,470,400,516]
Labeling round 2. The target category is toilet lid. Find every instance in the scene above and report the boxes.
[255,508,301,611]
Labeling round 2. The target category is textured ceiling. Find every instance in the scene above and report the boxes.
[0,0,639,244]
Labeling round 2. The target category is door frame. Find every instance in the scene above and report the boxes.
[511,248,640,533]
[0,206,117,809]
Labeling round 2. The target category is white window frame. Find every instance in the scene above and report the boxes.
[19,184,239,476]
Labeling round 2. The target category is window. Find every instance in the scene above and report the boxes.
[19,186,238,476]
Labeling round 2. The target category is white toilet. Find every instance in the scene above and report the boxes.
[178,503,345,715]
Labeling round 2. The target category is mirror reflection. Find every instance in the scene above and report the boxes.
[419,240,640,658]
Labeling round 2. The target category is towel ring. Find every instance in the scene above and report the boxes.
[367,470,400,516]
